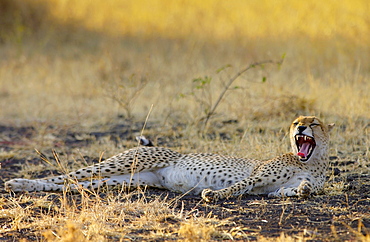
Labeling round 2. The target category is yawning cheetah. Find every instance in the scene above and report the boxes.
[5,116,334,201]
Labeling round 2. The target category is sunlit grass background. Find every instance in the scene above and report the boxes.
[0,0,369,240]
[48,0,368,42]
[1,0,369,127]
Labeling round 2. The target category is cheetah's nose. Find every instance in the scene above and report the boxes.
[297,126,307,133]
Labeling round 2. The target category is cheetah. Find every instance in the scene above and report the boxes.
[5,116,334,202]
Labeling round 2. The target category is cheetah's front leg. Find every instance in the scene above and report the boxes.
[268,180,312,198]
[202,178,313,202]
[201,178,254,202]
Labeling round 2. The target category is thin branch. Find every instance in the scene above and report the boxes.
[203,59,284,130]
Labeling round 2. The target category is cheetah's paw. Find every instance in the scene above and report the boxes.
[297,181,312,198]
[268,187,298,197]
[201,189,220,202]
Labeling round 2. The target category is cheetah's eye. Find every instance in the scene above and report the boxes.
[293,122,299,126]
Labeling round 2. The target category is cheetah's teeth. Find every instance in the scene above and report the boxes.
[295,134,316,162]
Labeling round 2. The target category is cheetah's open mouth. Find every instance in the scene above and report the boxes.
[295,135,316,161]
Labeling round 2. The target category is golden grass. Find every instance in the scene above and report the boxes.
[2,190,368,241]
[45,0,370,43]
[0,189,233,241]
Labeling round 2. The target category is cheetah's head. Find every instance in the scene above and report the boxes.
[290,116,334,162]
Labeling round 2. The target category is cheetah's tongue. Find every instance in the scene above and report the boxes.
[297,143,311,158]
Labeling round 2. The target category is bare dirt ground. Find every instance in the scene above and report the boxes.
[0,121,369,241]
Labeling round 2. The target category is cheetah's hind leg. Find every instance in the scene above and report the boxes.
[68,172,165,191]
[5,178,67,192]
[5,171,165,192]
[5,146,182,192]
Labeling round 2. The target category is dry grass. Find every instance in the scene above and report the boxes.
[0,188,234,241]
[0,0,369,241]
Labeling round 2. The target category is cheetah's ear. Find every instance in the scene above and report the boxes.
[327,123,335,132]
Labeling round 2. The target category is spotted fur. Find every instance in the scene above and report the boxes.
[5,116,334,202]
